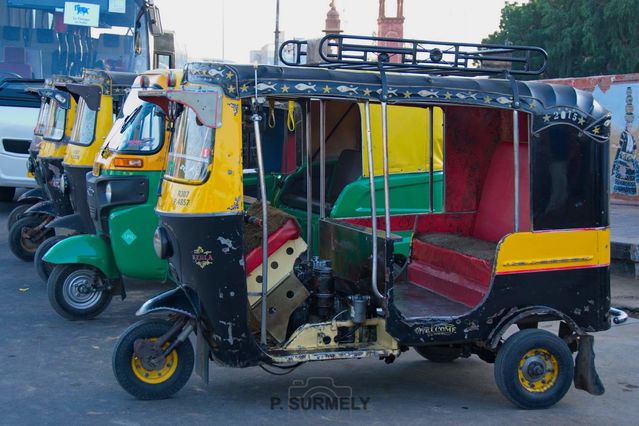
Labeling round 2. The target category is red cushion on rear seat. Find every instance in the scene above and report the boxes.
[245,219,300,275]
[411,238,492,286]
[472,143,530,242]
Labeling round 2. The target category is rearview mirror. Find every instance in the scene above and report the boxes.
[147,5,163,36]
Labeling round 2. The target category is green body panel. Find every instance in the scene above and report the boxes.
[103,170,167,281]
[275,171,444,256]
[242,172,283,203]
[43,234,120,279]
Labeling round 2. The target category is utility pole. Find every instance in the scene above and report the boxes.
[222,0,225,61]
[274,0,280,65]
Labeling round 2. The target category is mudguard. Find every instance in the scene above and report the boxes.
[46,213,89,233]
[24,200,56,216]
[574,334,605,395]
[42,234,120,279]
[136,287,198,319]
[17,187,45,204]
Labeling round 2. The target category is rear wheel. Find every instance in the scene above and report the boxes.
[8,216,54,261]
[7,203,32,230]
[494,329,574,409]
[113,319,194,400]
[414,345,461,363]
[0,186,15,202]
[47,264,112,320]
[35,235,67,282]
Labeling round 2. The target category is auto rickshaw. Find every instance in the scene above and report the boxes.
[32,70,137,281]
[112,35,611,409]
[8,76,78,261]
[43,69,182,320]
[7,84,54,230]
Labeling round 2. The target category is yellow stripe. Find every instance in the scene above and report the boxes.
[495,228,609,274]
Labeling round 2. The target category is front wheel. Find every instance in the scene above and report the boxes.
[113,319,194,400]
[8,215,54,261]
[494,329,574,409]
[35,235,67,282]
[47,264,113,320]
[7,203,32,230]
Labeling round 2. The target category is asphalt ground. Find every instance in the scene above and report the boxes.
[1,200,638,426]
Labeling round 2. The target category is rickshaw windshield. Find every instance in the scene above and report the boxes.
[34,101,51,137]
[69,98,98,146]
[105,100,165,154]
[43,99,67,141]
[165,107,216,183]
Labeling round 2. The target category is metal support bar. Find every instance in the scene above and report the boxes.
[381,100,391,239]
[428,107,434,213]
[319,100,326,219]
[252,67,269,345]
[513,109,520,233]
[365,101,383,300]
[305,102,313,257]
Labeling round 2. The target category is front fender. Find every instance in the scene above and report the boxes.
[136,287,198,318]
[42,234,120,279]
[25,200,56,216]
[46,213,90,233]
[17,187,46,204]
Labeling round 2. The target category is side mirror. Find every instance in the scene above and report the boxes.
[147,5,163,36]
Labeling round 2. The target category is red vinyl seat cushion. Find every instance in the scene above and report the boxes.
[244,219,300,275]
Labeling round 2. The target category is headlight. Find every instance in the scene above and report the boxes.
[153,227,172,259]
[105,182,112,203]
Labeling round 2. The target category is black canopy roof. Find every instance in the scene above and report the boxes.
[182,62,611,142]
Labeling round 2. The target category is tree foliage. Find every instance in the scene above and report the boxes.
[483,0,639,78]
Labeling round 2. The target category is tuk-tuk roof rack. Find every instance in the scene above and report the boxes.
[279,34,548,77]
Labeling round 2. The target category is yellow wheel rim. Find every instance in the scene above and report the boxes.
[517,348,559,393]
[131,339,179,385]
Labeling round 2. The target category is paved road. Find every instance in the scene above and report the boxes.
[1,201,638,426]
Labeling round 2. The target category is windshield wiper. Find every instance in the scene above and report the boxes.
[120,105,143,133]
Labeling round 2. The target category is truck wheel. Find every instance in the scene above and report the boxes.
[35,235,67,282]
[494,329,574,409]
[0,186,15,202]
[413,345,461,362]
[113,319,194,400]
[47,264,112,320]
[9,216,54,261]
[7,204,32,230]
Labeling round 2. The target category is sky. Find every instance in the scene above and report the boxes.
[153,0,513,64]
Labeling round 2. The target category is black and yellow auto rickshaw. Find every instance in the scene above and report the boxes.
[112,35,611,409]
[7,82,57,230]
[32,69,136,281]
[8,76,78,261]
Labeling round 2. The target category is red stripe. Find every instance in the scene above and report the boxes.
[496,263,609,275]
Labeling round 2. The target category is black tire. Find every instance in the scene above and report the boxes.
[7,203,32,230]
[494,329,574,409]
[8,216,54,261]
[35,235,67,283]
[0,186,16,202]
[113,319,194,400]
[414,345,461,362]
[47,264,113,320]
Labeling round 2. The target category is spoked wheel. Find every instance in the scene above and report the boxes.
[7,203,32,230]
[8,216,54,261]
[113,319,194,400]
[47,264,113,320]
[35,235,67,282]
[494,329,574,409]
[413,345,462,363]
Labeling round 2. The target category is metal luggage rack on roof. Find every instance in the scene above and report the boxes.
[279,34,548,77]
